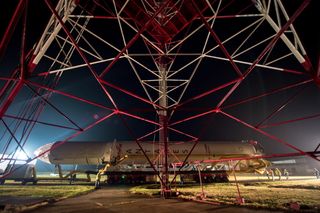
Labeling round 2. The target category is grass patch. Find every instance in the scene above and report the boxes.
[0,182,94,199]
[129,184,160,196]
[130,180,320,211]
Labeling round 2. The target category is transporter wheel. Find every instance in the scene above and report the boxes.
[213,176,221,182]
[193,175,200,183]
[221,176,229,182]
[206,176,214,183]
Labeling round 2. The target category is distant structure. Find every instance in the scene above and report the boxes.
[270,156,319,176]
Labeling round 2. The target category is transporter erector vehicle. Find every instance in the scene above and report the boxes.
[34,140,269,183]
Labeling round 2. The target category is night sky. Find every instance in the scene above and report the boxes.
[0,0,319,163]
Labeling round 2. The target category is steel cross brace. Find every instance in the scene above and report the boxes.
[98,0,173,78]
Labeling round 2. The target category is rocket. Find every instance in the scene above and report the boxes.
[34,140,264,166]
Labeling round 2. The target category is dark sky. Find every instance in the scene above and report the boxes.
[0,0,319,158]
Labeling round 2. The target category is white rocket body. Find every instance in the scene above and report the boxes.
[35,141,262,165]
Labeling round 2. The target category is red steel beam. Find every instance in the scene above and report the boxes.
[317,55,320,78]
[1,119,30,159]
[241,0,310,79]
[118,110,160,126]
[170,108,219,126]
[1,112,117,179]
[0,68,19,98]
[0,81,24,118]
[191,0,243,78]
[302,55,314,73]
[259,113,320,129]
[44,0,119,110]
[0,0,25,60]
[215,0,310,109]
[20,0,28,79]
[98,0,172,78]
[168,138,201,187]
[74,16,128,19]
[160,113,169,194]
[137,127,198,144]
[168,127,198,141]
[92,0,114,16]
[174,78,240,110]
[0,1,29,118]
[3,114,81,131]
[26,81,114,111]
[135,138,165,186]
[169,110,220,186]
[99,79,164,110]
[25,84,83,131]
[137,127,162,141]
[220,110,318,161]
[26,81,160,127]
[2,18,37,161]
[216,81,242,109]
[315,143,320,153]
[255,85,308,128]
[222,79,313,110]
[114,112,166,187]
[0,76,18,81]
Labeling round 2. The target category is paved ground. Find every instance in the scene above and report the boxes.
[0,197,49,207]
[1,176,316,212]
[0,197,50,212]
[26,186,280,213]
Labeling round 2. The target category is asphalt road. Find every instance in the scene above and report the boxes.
[27,186,280,213]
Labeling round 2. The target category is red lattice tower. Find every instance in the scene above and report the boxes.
[0,0,319,197]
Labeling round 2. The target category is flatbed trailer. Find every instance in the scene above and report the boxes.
[88,170,229,184]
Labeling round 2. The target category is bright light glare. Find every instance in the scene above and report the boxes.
[0,155,8,173]
[13,150,37,165]
[15,151,28,160]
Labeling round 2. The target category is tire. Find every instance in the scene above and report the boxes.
[222,176,229,182]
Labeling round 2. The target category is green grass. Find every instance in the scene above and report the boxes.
[0,182,94,199]
[130,180,320,211]
[1,177,319,211]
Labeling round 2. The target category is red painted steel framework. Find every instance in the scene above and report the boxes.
[0,0,319,198]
